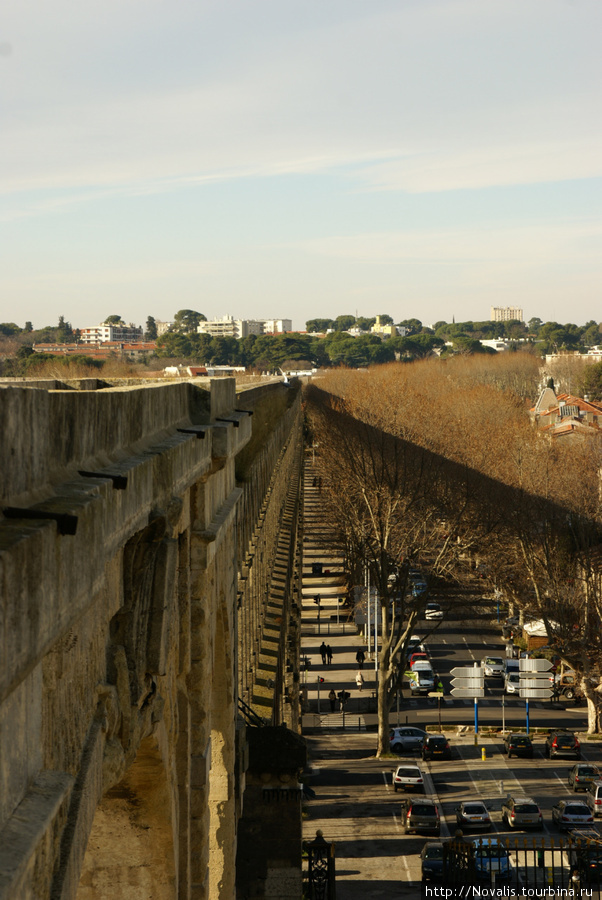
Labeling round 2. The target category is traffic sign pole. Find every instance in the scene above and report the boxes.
[526,698,529,735]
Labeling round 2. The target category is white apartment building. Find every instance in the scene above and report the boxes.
[260,319,292,334]
[197,316,291,338]
[197,316,263,339]
[490,307,524,322]
[79,323,144,343]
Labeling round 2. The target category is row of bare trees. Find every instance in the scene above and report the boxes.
[304,357,602,752]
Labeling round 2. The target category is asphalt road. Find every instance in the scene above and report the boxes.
[395,617,588,733]
[304,731,602,899]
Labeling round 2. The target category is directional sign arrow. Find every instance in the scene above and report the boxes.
[519,658,554,672]
[519,678,553,690]
[450,688,485,698]
[451,677,486,687]
[451,667,484,678]
[519,688,553,699]
[428,692,444,698]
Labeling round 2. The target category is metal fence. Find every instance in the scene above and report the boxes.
[439,833,602,895]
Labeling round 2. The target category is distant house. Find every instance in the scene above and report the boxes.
[530,388,602,440]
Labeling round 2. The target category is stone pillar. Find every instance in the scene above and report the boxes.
[235,727,306,899]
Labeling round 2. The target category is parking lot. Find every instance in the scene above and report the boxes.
[301,462,597,898]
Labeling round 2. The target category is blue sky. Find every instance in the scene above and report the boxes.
[1,0,601,332]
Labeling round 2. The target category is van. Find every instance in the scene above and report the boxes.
[409,663,435,693]
[586,781,602,817]
[504,659,519,675]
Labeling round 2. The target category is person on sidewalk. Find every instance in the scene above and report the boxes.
[356,671,365,691]
[328,688,337,712]
[356,649,365,670]
[319,642,327,665]
[326,645,333,665]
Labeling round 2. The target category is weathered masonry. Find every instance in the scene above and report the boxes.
[0,377,305,900]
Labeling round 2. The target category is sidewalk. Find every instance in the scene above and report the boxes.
[301,462,373,730]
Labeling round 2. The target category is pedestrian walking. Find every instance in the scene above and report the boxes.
[338,689,350,710]
[356,671,365,692]
[319,642,327,665]
[356,649,365,670]
[328,688,336,712]
[326,645,333,665]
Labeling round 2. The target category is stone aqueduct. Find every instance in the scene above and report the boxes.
[0,377,307,900]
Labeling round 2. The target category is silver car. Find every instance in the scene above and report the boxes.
[483,657,505,678]
[505,672,520,694]
[390,726,428,754]
[455,801,492,831]
[502,796,543,830]
[552,800,594,831]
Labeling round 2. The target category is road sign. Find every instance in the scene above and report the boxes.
[450,688,485,698]
[428,691,444,698]
[519,677,553,690]
[519,688,553,699]
[519,658,554,672]
[451,678,486,688]
[451,667,485,679]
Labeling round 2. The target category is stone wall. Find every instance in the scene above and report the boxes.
[0,377,304,900]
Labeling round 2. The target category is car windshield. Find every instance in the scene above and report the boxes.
[515,804,539,814]
[476,847,509,860]
[464,805,486,814]
[579,768,598,776]
[429,738,446,746]
[557,736,576,747]
[412,804,436,816]
[512,737,530,745]
[424,847,443,859]
[566,806,590,815]
[397,768,420,777]
[485,658,502,665]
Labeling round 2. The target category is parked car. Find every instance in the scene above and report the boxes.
[455,801,491,831]
[483,657,505,678]
[421,735,452,761]
[545,730,581,760]
[552,800,594,831]
[400,797,440,835]
[471,839,511,881]
[569,764,601,793]
[390,726,428,754]
[586,782,602,817]
[503,733,534,759]
[501,796,543,830]
[567,829,602,886]
[420,841,445,881]
[424,602,443,620]
[392,764,424,792]
[504,672,520,694]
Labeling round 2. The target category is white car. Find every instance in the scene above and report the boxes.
[392,764,425,792]
[424,603,443,620]
[483,657,505,678]
[505,672,520,694]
